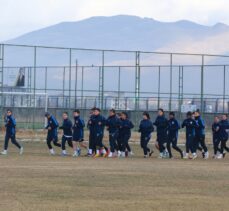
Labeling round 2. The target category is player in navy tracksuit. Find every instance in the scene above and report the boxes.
[212,116,221,158]
[153,109,168,158]
[59,112,73,156]
[88,108,107,157]
[106,109,121,158]
[218,114,229,159]
[1,109,23,155]
[182,112,198,159]
[116,113,123,157]
[45,112,61,155]
[194,110,209,159]
[72,109,87,157]
[167,112,183,159]
[87,107,96,156]
[119,112,134,157]
[138,112,154,158]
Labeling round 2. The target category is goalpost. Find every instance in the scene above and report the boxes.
[0,91,48,128]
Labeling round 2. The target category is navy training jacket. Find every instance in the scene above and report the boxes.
[212,122,220,140]
[219,119,229,140]
[153,115,168,137]
[106,115,121,134]
[88,114,106,136]
[119,119,134,137]
[168,118,180,139]
[73,116,85,132]
[182,118,198,137]
[59,118,73,136]
[46,115,59,134]
[138,119,154,137]
[5,115,16,135]
[195,116,205,137]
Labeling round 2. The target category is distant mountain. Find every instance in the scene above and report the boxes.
[5,15,229,52]
[2,15,229,96]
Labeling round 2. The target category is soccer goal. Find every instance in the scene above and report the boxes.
[0,91,48,128]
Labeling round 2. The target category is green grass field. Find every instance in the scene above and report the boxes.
[0,141,228,211]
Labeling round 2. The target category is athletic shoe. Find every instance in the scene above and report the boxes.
[121,151,126,158]
[163,151,169,159]
[182,152,188,159]
[1,150,7,155]
[117,151,121,157]
[144,155,149,158]
[72,152,78,157]
[49,149,55,155]
[19,147,24,155]
[149,150,154,157]
[61,152,67,156]
[204,151,209,159]
[77,148,81,156]
[129,151,134,156]
[103,151,109,158]
[192,153,198,160]
[212,155,217,159]
[217,154,223,159]
[108,152,113,158]
[112,151,117,157]
[158,153,164,158]
[94,153,101,158]
[183,155,188,159]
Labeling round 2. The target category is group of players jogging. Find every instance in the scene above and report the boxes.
[1,107,229,159]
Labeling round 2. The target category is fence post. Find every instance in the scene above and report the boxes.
[75,59,78,108]
[45,67,47,95]
[32,46,37,129]
[98,51,105,110]
[223,65,226,113]
[81,66,84,108]
[69,48,72,109]
[169,53,173,111]
[0,44,4,127]
[118,66,121,110]
[200,55,204,113]
[135,51,140,110]
[101,51,105,110]
[157,66,161,109]
[178,65,184,119]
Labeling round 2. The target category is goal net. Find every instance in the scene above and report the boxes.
[0,92,48,129]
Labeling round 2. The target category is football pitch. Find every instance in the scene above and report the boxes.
[0,142,228,211]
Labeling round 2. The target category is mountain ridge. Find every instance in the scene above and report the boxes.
[4,15,229,53]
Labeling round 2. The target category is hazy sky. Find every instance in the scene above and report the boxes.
[0,0,229,41]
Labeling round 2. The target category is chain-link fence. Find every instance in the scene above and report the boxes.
[0,43,229,129]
